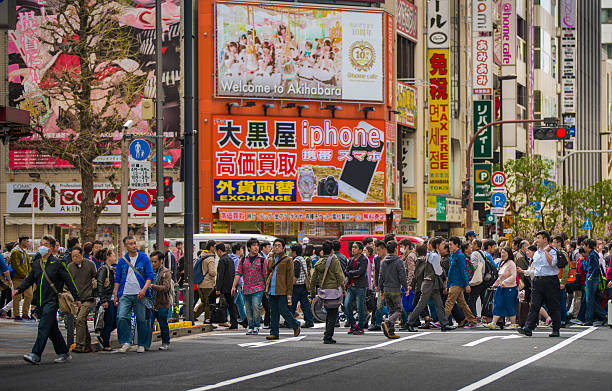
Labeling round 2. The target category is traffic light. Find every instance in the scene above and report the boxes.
[461,188,470,208]
[163,176,173,200]
[533,126,571,140]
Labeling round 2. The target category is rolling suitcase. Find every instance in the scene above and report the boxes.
[518,301,530,328]
[608,300,612,328]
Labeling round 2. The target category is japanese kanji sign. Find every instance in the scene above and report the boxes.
[427,49,450,195]
[427,0,449,49]
[397,82,417,128]
[218,209,386,222]
[213,116,387,205]
[472,36,493,95]
[473,100,493,159]
[129,161,151,188]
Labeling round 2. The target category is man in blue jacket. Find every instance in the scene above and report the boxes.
[443,237,478,327]
[113,235,154,353]
[582,238,607,325]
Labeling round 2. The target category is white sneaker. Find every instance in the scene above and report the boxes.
[159,344,169,351]
[137,346,145,353]
[253,327,259,335]
[54,353,72,363]
[117,343,131,353]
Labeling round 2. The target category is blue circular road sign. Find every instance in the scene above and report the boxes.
[131,190,152,211]
[491,192,507,208]
[129,139,151,161]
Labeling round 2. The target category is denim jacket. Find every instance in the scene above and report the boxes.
[115,251,154,297]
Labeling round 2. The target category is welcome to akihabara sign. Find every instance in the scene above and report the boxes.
[214,1,384,102]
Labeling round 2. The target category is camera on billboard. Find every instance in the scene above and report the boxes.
[317,176,339,197]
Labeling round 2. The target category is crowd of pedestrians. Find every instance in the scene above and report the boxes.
[0,231,610,363]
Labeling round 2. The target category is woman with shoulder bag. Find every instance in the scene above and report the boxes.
[95,249,117,351]
[309,241,346,344]
[486,248,518,330]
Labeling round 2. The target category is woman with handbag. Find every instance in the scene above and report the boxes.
[95,249,117,351]
[486,248,518,330]
[309,241,346,344]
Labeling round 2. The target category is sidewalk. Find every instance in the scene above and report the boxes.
[0,317,213,361]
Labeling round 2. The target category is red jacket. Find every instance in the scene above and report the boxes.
[576,258,587,286]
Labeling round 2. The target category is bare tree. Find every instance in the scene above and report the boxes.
[15,0,146,242]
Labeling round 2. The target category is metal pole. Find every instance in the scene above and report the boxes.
[120,137,129,252]
[465,118,546,230]
[557,150,612,187]
[499,81,503,172]
[155,0,165,252]
[183,0,194,323]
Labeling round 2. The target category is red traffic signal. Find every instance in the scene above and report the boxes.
[533,126,570,140]
[555,127,567,139]
[164,177,171,187]
[163,176,173,199]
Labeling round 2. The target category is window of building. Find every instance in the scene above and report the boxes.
[534,90,542,113]
[397,36,415,80]
[517,16,527,41]
[517,83,527,108]
[604,43,612,59]
[602,9,612,24]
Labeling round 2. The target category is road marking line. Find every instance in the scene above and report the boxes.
[238,336,306,348]
[457,326,597,391]
[185,332,432,391]
[463,335,522,347]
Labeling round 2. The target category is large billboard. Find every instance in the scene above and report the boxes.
[212,116,387,204]
[214,1,384,102]
[8,0,182,169]
[427,49,450,195]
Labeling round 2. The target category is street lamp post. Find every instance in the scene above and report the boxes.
[465,118,546,230]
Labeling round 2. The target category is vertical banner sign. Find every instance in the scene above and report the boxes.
[427,0,450,49]
[500,0,516,66]
[387,14,395,108]
[396,82,417,128]
[561,0,576,114]
[473,101,493,159]
[428,49,450,195]
[473,0,492,32]
[472,36,493,95]
[397,0,418,42]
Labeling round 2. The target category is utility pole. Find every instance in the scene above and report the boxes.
[464,118,545,230]
[155,0,165,251]
[120,120,134,252]
[183,0,195,323]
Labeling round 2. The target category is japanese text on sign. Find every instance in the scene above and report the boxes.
[473,36,492,95]
[473,100,493,159]
[396,82,417,128]
[427,0,449,49]
[129,161,151,188]
[214,179,296,202]
[428,49,450,194]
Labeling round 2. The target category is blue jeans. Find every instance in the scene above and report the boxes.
[117,294,148,346]
[144,308,170,347]
[559,288,567,323]
[269,294,298,336]
[243,291,263,329]
[32,302,68,357]
[344,286,366,328]
[99,302,117,348]
[374,295,388,325]
[290,284,314,325]
[234,287,246,321]
[585,279,607,322]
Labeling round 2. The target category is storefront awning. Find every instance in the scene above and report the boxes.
[218,208,387,222]
[4,215,185,226]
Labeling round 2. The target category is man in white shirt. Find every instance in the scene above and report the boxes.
[518,231,561,338]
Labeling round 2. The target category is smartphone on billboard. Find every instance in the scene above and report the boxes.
[338,121,384,202]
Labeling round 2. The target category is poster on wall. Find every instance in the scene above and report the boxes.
[427,49,450,195]
[212,116,387,204]
[214,1,384,102]
[8,0,182,169]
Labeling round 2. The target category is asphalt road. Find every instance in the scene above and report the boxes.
[1,321,610,391]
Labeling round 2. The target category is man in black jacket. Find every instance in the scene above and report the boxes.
[13,235,81,365]
[344,242,369,335]
[215,243,238,329]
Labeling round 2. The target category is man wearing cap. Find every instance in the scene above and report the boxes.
[465,231,478,244]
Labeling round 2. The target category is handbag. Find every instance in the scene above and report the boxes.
[315,255,343,309]
[41,260,78,315]
[123,257,154,310]
[469,253,485,286]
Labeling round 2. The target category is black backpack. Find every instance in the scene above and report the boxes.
[481,252,498,286]
[556,249,568,269]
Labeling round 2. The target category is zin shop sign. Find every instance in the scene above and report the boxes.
[6,183,182,214]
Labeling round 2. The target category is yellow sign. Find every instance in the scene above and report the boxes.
[427,49,450,194]
[212,219,229,233]
[402,192,418,219]
[397,82,417,128]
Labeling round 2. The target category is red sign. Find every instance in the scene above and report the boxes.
[130,190,152,211]
[212,116,387,205]
[491,171,506,187]
[397,0,418,41]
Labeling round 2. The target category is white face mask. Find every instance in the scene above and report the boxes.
[38,246,49,256]
[400,247,406,254]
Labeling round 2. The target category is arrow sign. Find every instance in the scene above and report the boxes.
[463,334,522,347]
[238,336,306,348]
[582,217,593,230]
[491,192,507,208]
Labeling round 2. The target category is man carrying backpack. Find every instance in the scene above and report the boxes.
[552,235,570,327]
[193,241,217,324]
[232,238,267,335]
